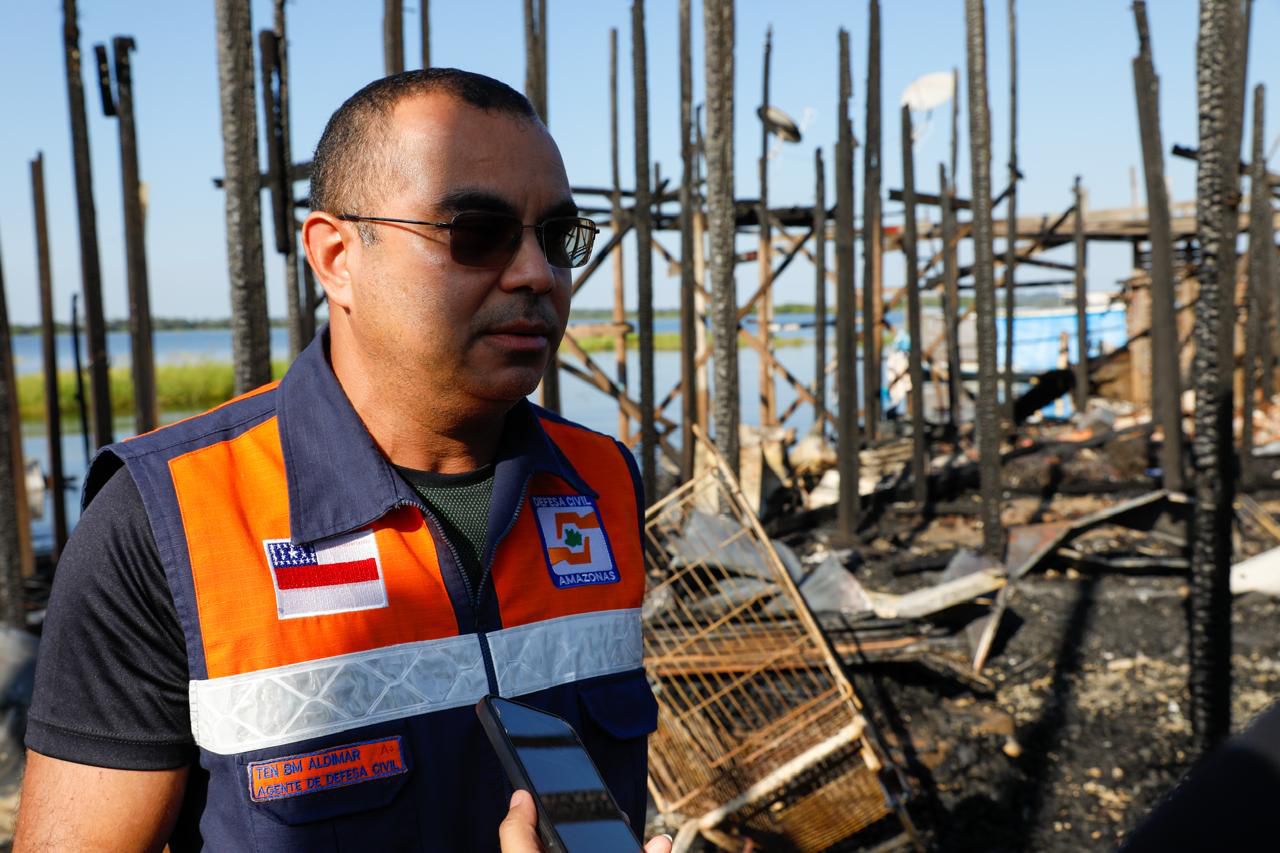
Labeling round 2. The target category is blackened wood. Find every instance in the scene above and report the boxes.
[901,106,927,507]
[679,0,697,480]
[814,149,828,422]
[1132,0,1184,492]
[1003,0,1018,423]
[757,27,775,428]
[1245,84,1268,475]
[1073,177,1089,414]
[70,295,90,466]
[0,236,25,624]
[1189,0,1244,752]
[609,28,628,442]
[383,0,403,76]
[63,0,113,449]
[112,37,157,433]
[93,44,115,117]
[525,0,558,411]
[705,0,739,476]
[836,29,862,535]
[273,0,303,356]
[941,163,963,430]
[420,0,430,68]
[965,0,1004,559]
[31,154,68,559]
[633,0,655,500]
[862,0,882,438]
[215,0,272,394]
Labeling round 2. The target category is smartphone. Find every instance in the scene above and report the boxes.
[477,694,644,853]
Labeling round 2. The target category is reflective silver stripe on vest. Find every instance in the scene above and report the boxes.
[189,634,489,755]
[490,608,643,698]
[189,608,643,754]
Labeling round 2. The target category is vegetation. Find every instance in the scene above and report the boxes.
[15,331,806,422]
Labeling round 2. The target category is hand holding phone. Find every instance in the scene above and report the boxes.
[478,695,644,853]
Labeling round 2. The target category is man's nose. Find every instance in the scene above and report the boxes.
[498,228,558,294]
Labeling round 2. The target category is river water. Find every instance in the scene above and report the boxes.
[16,308,1127,553]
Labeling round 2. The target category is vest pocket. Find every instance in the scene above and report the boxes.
[236,720,424,851]
[575,669,659,834]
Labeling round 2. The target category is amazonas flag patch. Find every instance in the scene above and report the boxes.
[531,495,620,588]
[263,529,388,619]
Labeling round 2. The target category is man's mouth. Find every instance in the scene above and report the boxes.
[482,319,556,351]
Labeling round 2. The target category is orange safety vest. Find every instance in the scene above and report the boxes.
[86,335,655,852]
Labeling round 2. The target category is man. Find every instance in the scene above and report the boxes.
[17,69,657,851]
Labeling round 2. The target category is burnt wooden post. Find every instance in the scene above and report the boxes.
[1189,0,1248,752]
[679,0,697,479]
[420,0,430,68]
[862,0,882,439]
[525,0,558,411]
[273,0,304,356]
[705,0,738,475]
[215,0,272,395]
[1002,0,1018,422]
[1244,84,1269,479]
[1132,0,1184,492]
[0,235,26,624]
[814,149,828,423]
[103,37,158,435]
[31,155,69,559]
[63,0,113,450]
[1073,177,1089,415]
[965,0,1004,559]
[757,27,776,428]
[836,29,862,536]
[941,163,963,430]
[633,0,655,500]
[901,106,927,506]
[383,0,403,76]
[609,28,628,442]
[70,295,90,466]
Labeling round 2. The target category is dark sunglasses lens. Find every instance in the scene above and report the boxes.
[449,212,522,267]
[542,218,595,268]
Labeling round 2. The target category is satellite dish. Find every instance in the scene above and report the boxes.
[757,105,802,143]
[900,71,955,112]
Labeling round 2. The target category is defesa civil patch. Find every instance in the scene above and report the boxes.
[247,736,408,802]
[531,495,620,588]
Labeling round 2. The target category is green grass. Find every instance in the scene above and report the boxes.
[17,360,288,423]
[16,332,809,422]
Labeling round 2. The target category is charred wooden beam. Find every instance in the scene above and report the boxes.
[633,0,655,500]
[901,106,927,507]
[863,0,883,438]
[31,154,68,560]
[678,0,697,481]
[705,0,738,476]
[1003,0,1019,423]
[1073,177,1089,414]
[63,0,113,449]
[383,0,403,76]
[836,29,862,535]
[1132,0,1184,492]
[757,27,775,428]
[272,0,304,354]
[420,0,430,68]
[1188,0,1249,753]
[965,0,1003,559]
[814,149,828,422]
[941,164,963,431]
[0,234,25,624]
[1245,84,1269,480]
[609,28,628,442]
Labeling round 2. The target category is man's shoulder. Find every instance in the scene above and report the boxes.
[84,382,282,507]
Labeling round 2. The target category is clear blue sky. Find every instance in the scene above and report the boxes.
[0,0,1275,327]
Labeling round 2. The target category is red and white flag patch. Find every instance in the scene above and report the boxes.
[263,529,388,619]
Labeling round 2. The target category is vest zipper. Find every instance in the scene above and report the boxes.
[394,498,499,694]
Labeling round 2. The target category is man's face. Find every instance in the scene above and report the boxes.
[343,94,573,412]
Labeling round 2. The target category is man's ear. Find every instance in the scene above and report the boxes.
[302,212,356,312]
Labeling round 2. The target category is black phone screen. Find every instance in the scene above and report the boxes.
[486,697,642,852]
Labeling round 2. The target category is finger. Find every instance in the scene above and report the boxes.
[644,832,675,853]
[498,790,542,853]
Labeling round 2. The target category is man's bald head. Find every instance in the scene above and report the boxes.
[309,68,540,239]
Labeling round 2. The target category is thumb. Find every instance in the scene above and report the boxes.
[645,833,675,853]
[498,789,543,853]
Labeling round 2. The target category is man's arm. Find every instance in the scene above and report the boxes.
[14,752,187,852]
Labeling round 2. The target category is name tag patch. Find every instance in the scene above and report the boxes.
[531,495,620,588]
[247,736,408,802]
[263,529,388,619]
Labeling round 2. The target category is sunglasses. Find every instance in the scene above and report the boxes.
[336,210,598,269]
